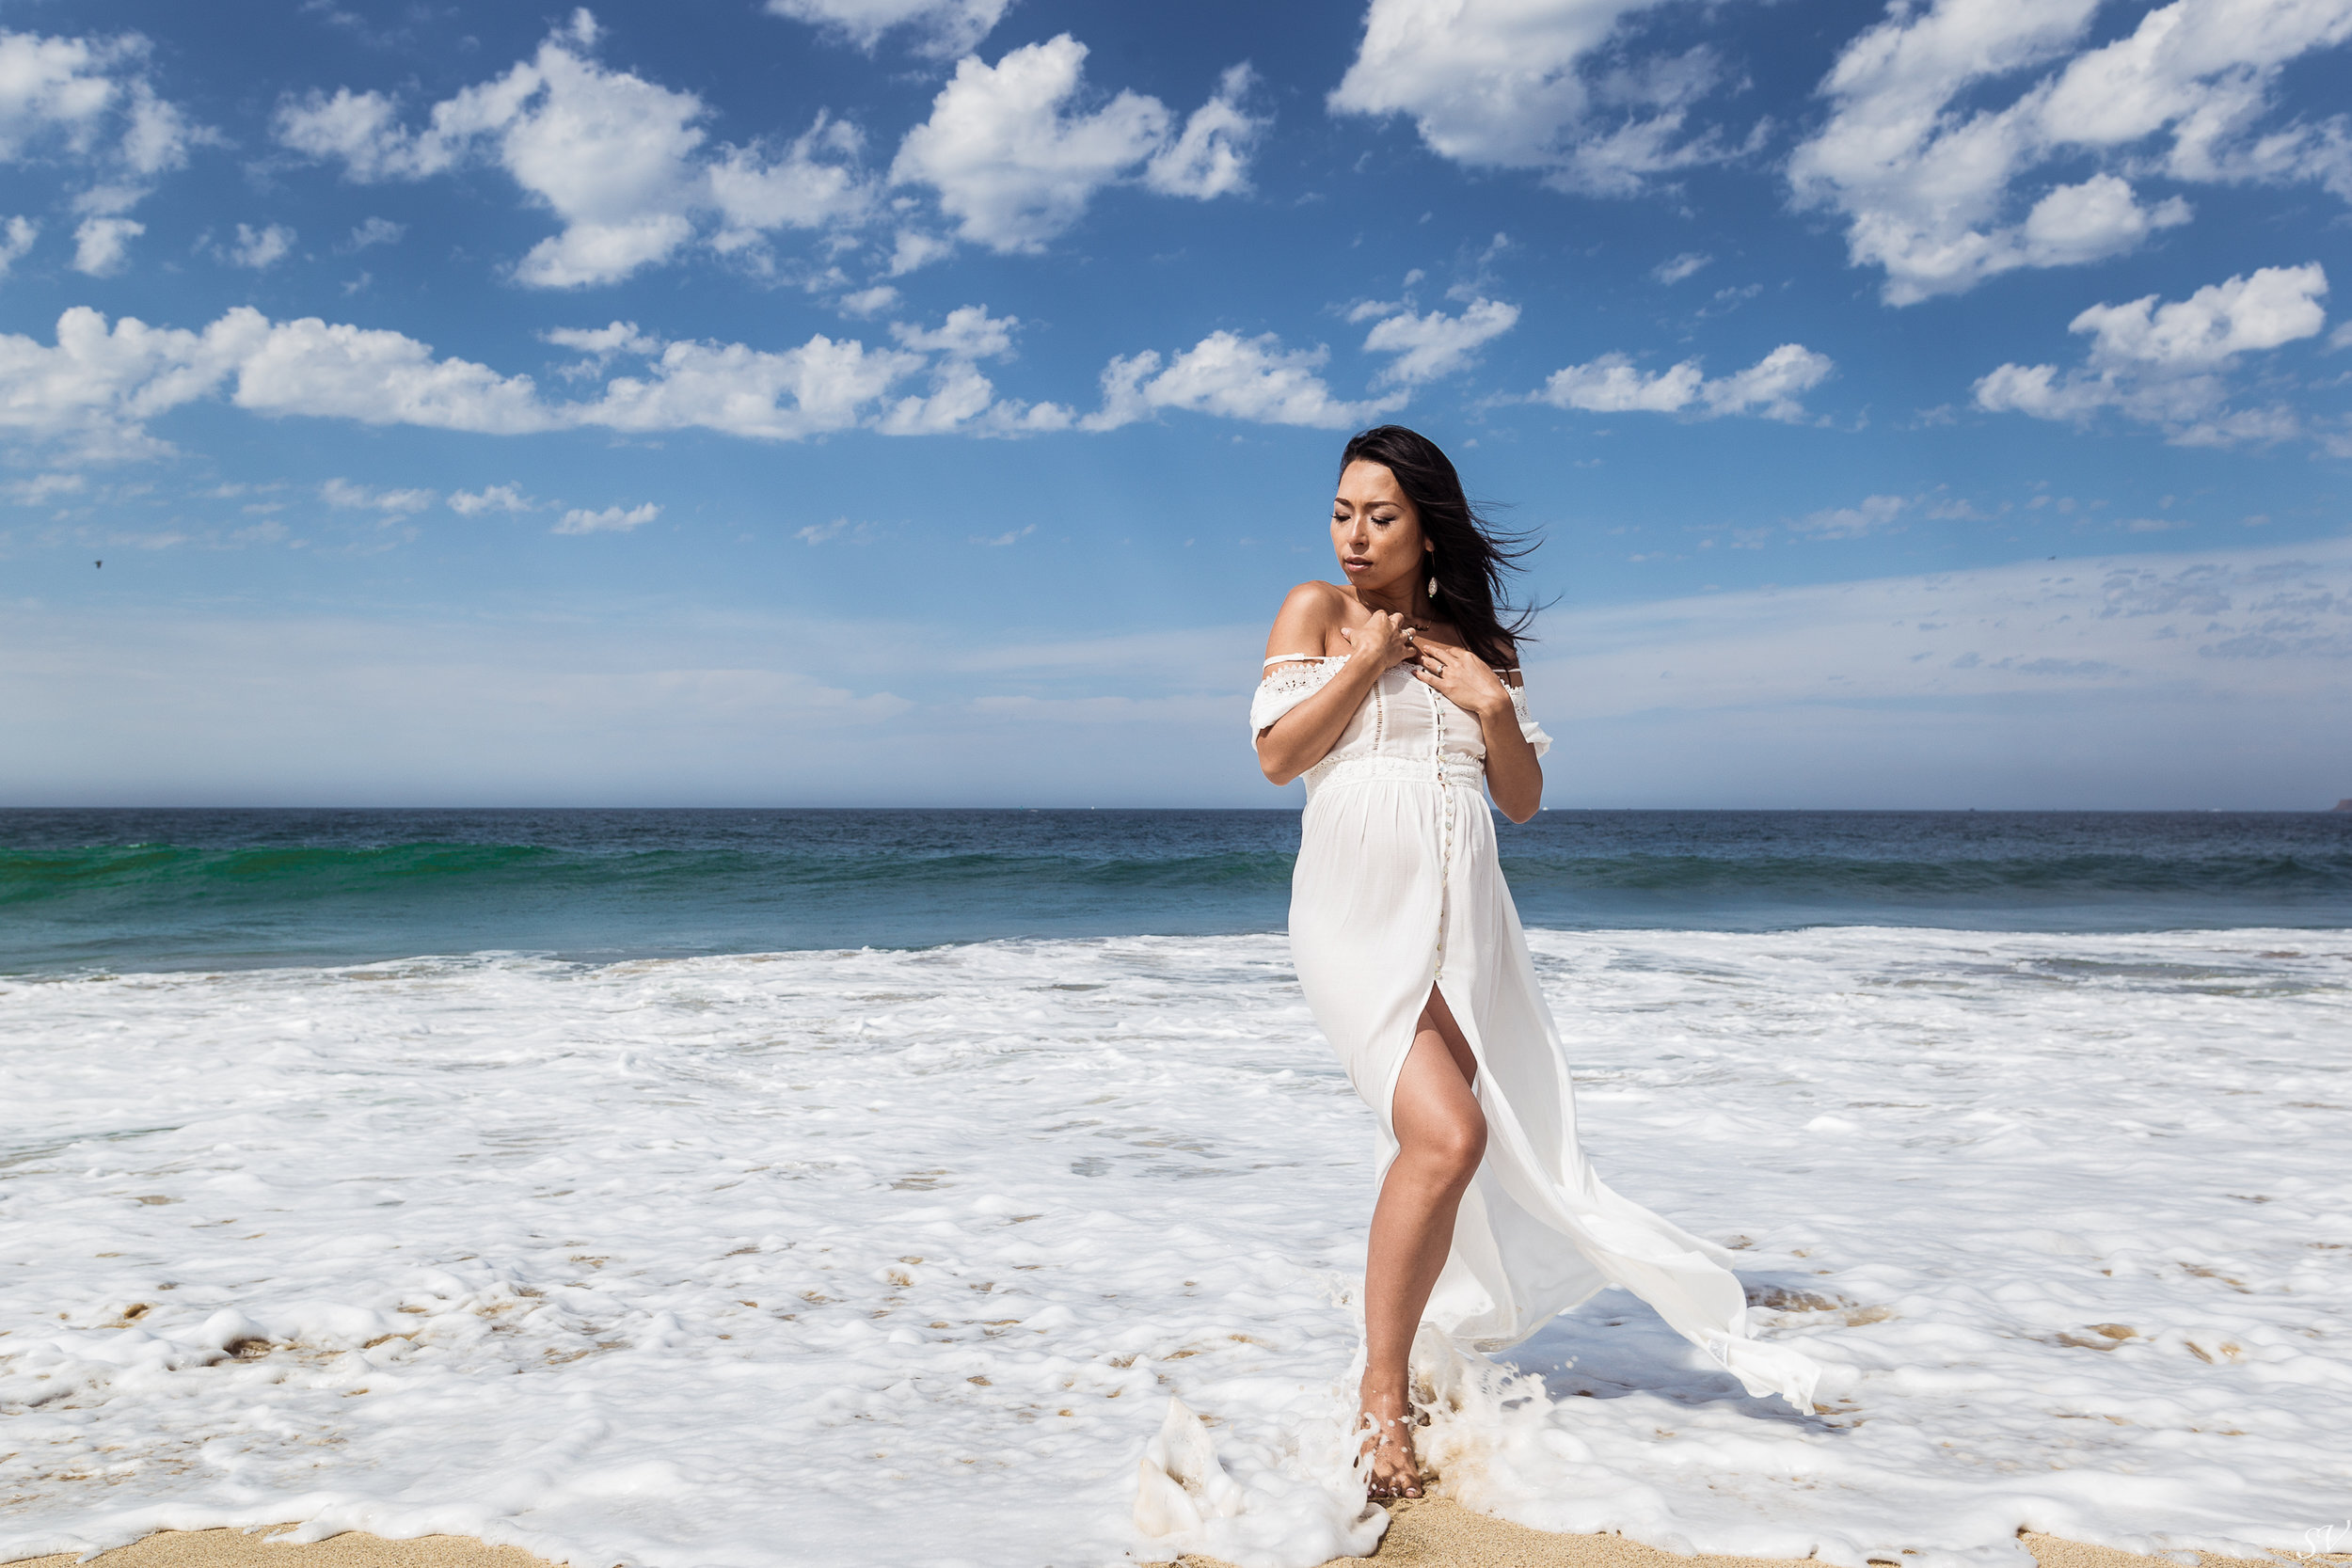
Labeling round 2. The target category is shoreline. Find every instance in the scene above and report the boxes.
[9,1513,2342,1568]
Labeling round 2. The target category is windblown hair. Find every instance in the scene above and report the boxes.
[1340,424,1538,670]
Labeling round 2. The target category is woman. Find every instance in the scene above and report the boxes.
[1251,426,1820,1500]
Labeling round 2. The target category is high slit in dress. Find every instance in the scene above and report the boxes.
[1254,654,1820,1411]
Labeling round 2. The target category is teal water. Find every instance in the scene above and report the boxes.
[4,807,2348,974]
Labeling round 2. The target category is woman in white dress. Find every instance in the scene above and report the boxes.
[1252,427,1820,1500]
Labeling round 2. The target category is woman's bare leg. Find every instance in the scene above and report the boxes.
[1359,986,1484,1498]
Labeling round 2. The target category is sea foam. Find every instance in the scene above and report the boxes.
[1,927,2344,1567]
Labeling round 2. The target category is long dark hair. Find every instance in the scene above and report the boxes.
[1340,424,1537,670]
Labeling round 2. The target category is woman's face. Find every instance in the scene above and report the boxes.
[1330,460,1425,596]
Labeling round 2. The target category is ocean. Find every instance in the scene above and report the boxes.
[2,810,2346,1568]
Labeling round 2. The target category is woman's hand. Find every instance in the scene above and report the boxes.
[1340,610,1417,672]
[1407,632,1512,721]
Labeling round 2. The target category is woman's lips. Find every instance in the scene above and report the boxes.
[1343,558,1372,572]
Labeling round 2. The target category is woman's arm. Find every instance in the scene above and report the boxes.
[1255,584,1414,786]
[1406,636,1543,822]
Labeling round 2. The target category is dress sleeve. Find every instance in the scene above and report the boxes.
[1250,658,1339,742]
[1509,681,1553,758]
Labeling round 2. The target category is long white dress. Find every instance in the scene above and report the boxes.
[1253,654,1820,1411]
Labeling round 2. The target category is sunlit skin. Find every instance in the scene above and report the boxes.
[1254,458,1543,1497]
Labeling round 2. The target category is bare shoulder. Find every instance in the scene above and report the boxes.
[1492,635,1524,684]
[1265,580,1350,658]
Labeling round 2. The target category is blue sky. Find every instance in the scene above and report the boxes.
[2,0,2348,808]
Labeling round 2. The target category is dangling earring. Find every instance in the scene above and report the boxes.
[1426,565,1440,599]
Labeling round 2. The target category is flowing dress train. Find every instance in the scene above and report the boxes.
[1253,655,1820,1411]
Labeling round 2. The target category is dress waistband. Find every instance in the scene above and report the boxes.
[1305,752,1486,795]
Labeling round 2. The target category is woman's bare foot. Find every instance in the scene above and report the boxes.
[1358,1386,1424,1499]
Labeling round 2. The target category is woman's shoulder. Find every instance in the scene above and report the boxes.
[1278,579,1350,613]
[1265,580,1350,660]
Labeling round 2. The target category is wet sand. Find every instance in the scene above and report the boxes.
[8,1512,2330,1568]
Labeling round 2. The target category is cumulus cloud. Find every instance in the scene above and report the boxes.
[72,215,141,276]
[1082,331,1406,432]
[1327,0,1741,196]
[1788,0,2352,304]
[276,9,871,287]
[1975,262,2330,446]
[0,214,39,278]
[1536,341,1834,420]
[225,223,295,270]
[889,35,1261,256]
[1356,296,1520,387]
[0,25,212,261]
[0,298,1437,459]
[554,501,660,534]
[763,0,1009,57]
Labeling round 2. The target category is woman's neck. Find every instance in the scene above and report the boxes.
[1353,580,1426,619]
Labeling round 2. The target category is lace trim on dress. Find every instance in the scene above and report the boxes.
[1251,656,1343,740]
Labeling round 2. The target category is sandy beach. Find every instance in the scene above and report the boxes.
[10,1513,2341,1568]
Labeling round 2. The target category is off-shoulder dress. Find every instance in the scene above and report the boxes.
[1252,653,1819,1410]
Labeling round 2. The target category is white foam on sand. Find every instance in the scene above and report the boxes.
[0,927,2344,1568]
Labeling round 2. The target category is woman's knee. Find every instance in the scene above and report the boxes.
[1406,1106,1486,1182]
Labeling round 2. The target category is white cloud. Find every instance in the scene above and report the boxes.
[0,215,37,277]
[1082,330,1406,432]
[72,215,140,276]
[1975,262,2329,446]
[449,483,536,515]
[763,0,1009,57]
[554,501,660,534]
[1794,494,1905,539]
[1651,250,1709,284]
[1327,0,1740,195]
[276,11,871,288]
[342,217,405,252]
[226,223,295,269]
[1143,65,1264,199]
[1788,0,2352,304]
[0,27,211,246]
[322,478,436,514]
[1359,296,1520,386]
[1537,341,1833,420]
[889,35,1257,256]
[836,284,899,317]
[0,299,1420,460]
[889,304,1019,360]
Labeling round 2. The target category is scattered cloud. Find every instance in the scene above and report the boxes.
[0,25,214,266]
[1327,0,1744,196]
[1082,330,1406,432]
[1651,250,1709,284]
[553,500,660,533]
[276,10,871,287]
[1794,494,1905,539]
[0,215,37,278]
[72,215,141,276]
[1357,296,1520,387]
[795,516,878,544]
[971,522,1035,546]
[342,216,405,252]
[836,284,899,317]
[1536,341,1834,420]
[1788,0,2352,304]
[889,35,1260,257]
[1975,262,2330,446]
[225,222,295,269]
[448,483,536,515]
[320,478,437,515]
[763,0,1009,58]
